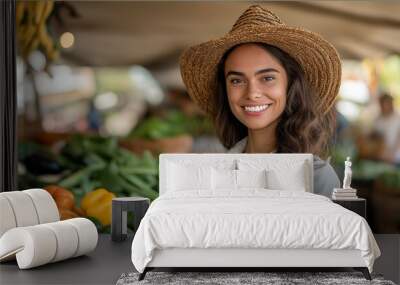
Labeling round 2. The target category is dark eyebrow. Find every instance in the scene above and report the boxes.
[226,68,279,77]
[225,71,244,77]
[255,68,279,75]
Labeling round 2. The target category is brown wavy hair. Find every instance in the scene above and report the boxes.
[212,42,335,157]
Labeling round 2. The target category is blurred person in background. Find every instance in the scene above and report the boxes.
[372,93,400,165]
[87,100,102,132]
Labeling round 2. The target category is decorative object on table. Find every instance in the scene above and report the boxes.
[343,156,353,189]
[332,198,367,219]
[0,218,98,269]
[116,271,394,285]
[111,197,150,242]
[0,189,98,269]
[332,157,358,200]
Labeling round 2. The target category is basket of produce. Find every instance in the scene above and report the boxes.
[119,110,205,155]
[120,135,193,155]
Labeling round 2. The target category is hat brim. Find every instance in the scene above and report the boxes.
[180,26,341,116]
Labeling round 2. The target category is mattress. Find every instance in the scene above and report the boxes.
[131,189,380,273]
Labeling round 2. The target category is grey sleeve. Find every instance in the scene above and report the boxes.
[313,156,340,198]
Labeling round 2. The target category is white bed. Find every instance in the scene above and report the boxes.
[131,154,380,280]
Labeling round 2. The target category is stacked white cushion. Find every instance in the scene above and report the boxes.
[0,196,17,237]
[0,189,60,238]
[65,218,98,257]
[0,218,97,269]
[0,225,57,268]
[1,191,40,227]
[24,189,60,223]
[0,190,98,269]
[42,221,79,262]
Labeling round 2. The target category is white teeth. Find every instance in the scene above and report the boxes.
[244,104,270,112]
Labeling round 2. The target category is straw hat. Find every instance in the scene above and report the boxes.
[179,5,342,116]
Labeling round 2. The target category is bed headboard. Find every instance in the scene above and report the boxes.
[159,153,314,195]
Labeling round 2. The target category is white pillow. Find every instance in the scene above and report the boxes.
[167,162,212,191]
[237,159,307,191]
[211,168,268,191]
[267,167,306,191]
[212,168,237,190]
[236,169,268,188]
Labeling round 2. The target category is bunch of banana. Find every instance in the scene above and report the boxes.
[16,0,59,65]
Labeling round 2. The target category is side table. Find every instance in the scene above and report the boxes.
[111,197,150,242]
[332,198,367,219]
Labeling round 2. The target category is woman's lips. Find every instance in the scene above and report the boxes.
[242,104,271,116]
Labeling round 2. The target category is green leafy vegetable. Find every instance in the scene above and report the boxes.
[57,135,159,201]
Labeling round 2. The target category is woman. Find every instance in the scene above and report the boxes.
[179,5,340,197]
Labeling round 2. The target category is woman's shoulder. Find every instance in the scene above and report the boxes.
[313,155,338,174]
[313,155,329,168]
[226,137,247,153]
[312,155,340,196]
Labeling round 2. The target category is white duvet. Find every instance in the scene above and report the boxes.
[131,189,380,273]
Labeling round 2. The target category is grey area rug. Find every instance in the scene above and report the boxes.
[116,272,396,285]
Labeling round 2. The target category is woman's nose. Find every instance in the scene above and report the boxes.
[246,82,262,100]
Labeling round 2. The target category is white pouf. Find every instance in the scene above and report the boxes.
[23,188,60,224]
[0,189,60,239]
[0,191,39,228]
[42,221,79,262]
[0,225,57,268]
[0,218,98,269]
[65,218,98,257]
[0,196,17,237]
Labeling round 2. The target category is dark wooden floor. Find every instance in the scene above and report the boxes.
[0,234,135,285]
[0,234,398,285]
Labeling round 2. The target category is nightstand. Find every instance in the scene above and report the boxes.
[332,198,366,219]
[111,197,150,242]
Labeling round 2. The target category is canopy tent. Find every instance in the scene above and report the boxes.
[56,1,400,88]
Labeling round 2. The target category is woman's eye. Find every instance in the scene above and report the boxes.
[229,78,242,85]
[262,76,274,82]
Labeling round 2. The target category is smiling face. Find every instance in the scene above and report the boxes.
[224,43,288,131]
